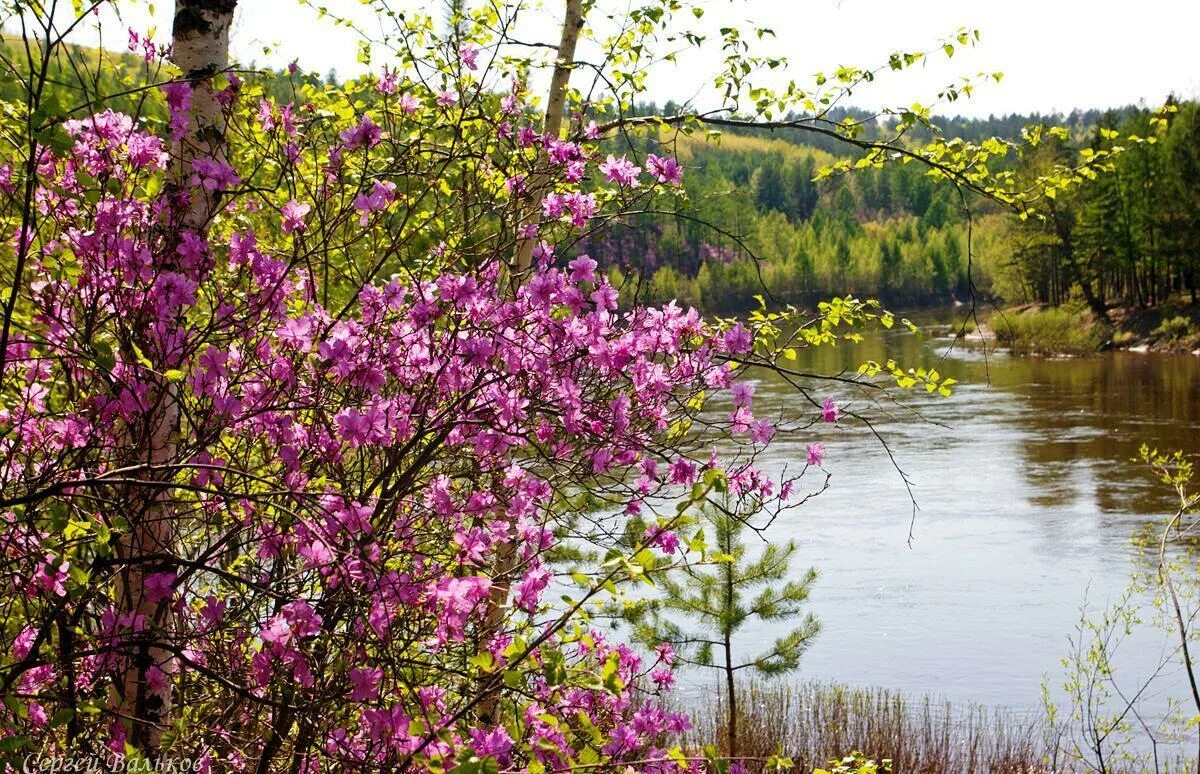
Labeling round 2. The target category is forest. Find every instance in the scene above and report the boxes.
[590,101,1200,315]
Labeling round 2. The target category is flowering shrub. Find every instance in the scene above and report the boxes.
[0,29,834,770]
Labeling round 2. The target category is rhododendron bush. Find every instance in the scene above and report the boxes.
[0,1,994,770]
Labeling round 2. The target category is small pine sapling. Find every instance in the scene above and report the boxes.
[625,495,819,760]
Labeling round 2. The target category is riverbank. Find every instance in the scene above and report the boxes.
[985,301,1200,356]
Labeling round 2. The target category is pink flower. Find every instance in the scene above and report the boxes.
[602,725,639,756]
[822,396,839,423]
[33,558,69,598]
[731,382,755,407]
[349,666,383,701]
[257,98,276,131]
[469,726,514,761]
[280,200,311,234]
[517,125,540,147]
[542,193,565,219]
[458,45,479,71]
[806,442,826,466]
[431,576,492,642]
[646,153,683,184]
[144,572,176,604]
[669,458,697,486]
[436,90,458,107]
[504,174,525,195]
[12,627,36,660]
[514,566,551,612]
[599,154,641,187]
[282,599,323,638]
[162,81,192,140]
[339,114,382,150]
[563,191,597,227]
[729,406,754,433]
[547,138,582,164]
[190,157,240,191]
[376,68,398,95]
[750,418,775,444]
[645,526,680,555]
[590,282,618,311]
[260,615,292,646]
[569,255,597,284]
[146,665,170,693]
[650,667,675,690]
[722,322,753,354]
[353,180,396,225]
[564,159,586,182]
[398,92,420,114]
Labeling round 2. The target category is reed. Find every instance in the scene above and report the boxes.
[676,680,1051,773]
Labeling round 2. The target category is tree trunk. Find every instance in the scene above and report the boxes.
[509,0,584,280]
[476,0,584,725]
[724,634,738,760]
[116,0,236,754]
[1052,204,1108,321]
[722,529,738,760]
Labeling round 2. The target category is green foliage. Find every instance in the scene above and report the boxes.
[813,752,892,774]
[618,494,818,761]
[1150,314,1198,342]
[622,497,819,678]
[989,303,1110,355]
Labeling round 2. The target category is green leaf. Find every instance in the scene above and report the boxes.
[450,756,500,774]
[94,339,116,372]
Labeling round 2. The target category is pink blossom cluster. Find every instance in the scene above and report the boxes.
[0,63,806,770]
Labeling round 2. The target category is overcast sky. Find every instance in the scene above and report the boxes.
[68,0,1200,118]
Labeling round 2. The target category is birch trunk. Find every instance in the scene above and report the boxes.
[476,0,585,724]
[115,0,236,753]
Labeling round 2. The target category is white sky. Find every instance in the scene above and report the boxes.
[51,0,1200,118]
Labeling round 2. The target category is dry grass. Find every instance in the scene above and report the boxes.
[677,680,1051,773]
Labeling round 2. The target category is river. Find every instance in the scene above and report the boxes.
[698,321,1200,718]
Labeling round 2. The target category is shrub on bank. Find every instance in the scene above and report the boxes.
[990,304,1110,355]
[1151,314,1199,343]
